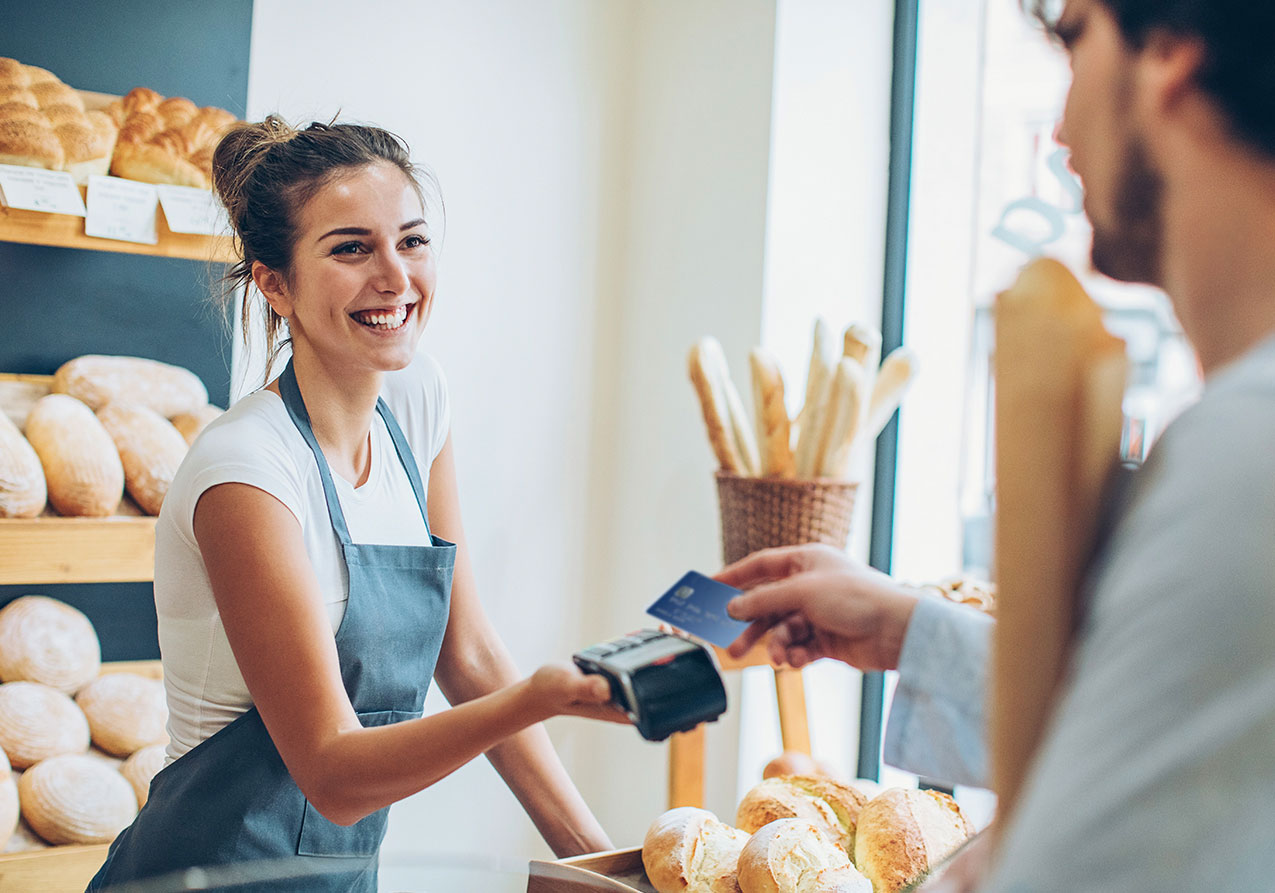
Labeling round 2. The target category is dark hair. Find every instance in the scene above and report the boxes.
[211,115,441,378]
[1025,0,1275,159]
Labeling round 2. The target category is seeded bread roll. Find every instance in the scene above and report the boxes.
[24,394,124,517]
[0,747,17,850]
[0,682,91,769]
[852,788,973,893]
[736,818,870,893]
[18,753,137,845]
[120,742,166,808]
[643,806,751,893]
[0,595,101,693]
[96,402,189,516]
[52,355,208,418]
[0,410,46,518]
[171,403,224,445]
[75,673,168,757]
[736,776,867,856]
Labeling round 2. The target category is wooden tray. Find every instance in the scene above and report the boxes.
[0,660,162,893]
[527,847,655,893]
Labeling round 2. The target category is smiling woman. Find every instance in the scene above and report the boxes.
[83,117,626,893]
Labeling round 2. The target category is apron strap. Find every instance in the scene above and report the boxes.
[374,397,432,536]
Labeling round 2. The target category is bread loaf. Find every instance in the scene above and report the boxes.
[76,673,168,757]
[0,410,46,518]
[0,57,118,182]
[0,595,101,693]
[18,753,137,845]
[689,338,752,475]
[171,403,224,445]
[864,347,917,441]
[0,747,18,851]
[749,349,796,478]
[643,806,751,893]
[24,394,124,517]
[120,742,166,808]
[96,402,189,516]
[52,354,208,418]
[852,788,973,893]
[736,818,869,893]
[0,681,91,768]
[737,776,867,855]
[107,86,237,188]
[813,359,868,479]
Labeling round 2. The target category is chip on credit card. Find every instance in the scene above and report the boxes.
[646,571,751,649]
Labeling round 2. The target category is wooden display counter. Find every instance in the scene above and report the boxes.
[528,847,654,893]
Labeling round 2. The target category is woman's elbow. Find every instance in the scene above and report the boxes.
[301,782,370,827]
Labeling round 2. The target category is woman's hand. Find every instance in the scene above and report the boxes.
[721,543,919,671]
[528,664,631,724]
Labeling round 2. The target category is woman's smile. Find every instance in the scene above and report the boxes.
[350,300,417,332]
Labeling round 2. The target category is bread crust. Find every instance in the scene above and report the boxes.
[852,788,973,893]
[644,806,750,893]
[52,354,208,418]
[0,595,101,693]
[120,742,166,808]
[749,348,795,478]
[171,403,224,445]
[736,776,867,855]
[76,672,168,757]
[811,360,867,480]
[0,410,46,518]
[0,59,117,182]
[24,394,124,517]
[736,818,867,893]
[865,347,917,440]
[0,681,91,769]
[96,402,189,516]
[107,86,237,188]
[18,753,137,845]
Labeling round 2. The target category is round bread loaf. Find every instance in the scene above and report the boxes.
[24,394,124,517]
[0,595,101,693]
[643,806,751,893]
[76,673,168,757]
[0,681,91,768]
[853,788,973,893]
[96,402,189,516]
[737,776,868,855]
[52,355,208,419]
[18,753,137,845]
[0,747,19,850]
[762,751,842,782]
[0,410,46,518]
[736,818,869,893]
[171,403,224,445]
[120,743,166,807]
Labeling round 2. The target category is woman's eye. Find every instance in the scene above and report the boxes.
[402,234,431,250]
[332,242,365,256]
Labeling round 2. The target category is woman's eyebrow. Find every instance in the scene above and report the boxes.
[317,220,426,240]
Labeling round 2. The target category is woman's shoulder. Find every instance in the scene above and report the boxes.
[380,351,450,461]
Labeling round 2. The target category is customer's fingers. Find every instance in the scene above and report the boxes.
[716,545,812,588]
[727,618,773,658]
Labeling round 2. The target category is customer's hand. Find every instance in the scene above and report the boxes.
[911,827,994,892]
[721,544,919,671]
[528,664,630,723]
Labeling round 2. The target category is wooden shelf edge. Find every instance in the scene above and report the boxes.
[0,515,156,585]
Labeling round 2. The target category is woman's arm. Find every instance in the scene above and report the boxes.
[427,436,613,857]
[193,479,617,828]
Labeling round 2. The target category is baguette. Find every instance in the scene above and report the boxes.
[864,347,917,440]
[52,354,208,418]
[713,341,762,476]
[794,321,838,477]
[811,359,868,480]
[750,348,796,478]
[840,323,881,369]
[97,402,189,516]
[689,338,748,474]
[0,409,46,518]
[25,394,124,517]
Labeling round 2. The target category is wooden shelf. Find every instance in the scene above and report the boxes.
[0,188,235,263]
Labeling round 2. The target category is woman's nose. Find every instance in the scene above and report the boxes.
[372,250,409,295]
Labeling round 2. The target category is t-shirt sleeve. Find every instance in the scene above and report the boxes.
[382,351,451,469]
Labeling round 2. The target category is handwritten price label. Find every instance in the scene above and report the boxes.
[85,175,159,245]
[0,165,87,216]
[157,184,230,236]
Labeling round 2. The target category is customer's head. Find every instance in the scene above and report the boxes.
[212,117,438,376]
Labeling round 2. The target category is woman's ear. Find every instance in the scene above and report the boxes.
[251,261,293,318]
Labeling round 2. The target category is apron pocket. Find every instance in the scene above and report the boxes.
[296,709,418,858]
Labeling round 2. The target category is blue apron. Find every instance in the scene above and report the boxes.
[89,360,456,892]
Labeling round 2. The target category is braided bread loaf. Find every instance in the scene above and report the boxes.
[107,86,237,189]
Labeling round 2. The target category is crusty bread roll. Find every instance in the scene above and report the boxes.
[171,403,224,445]
[107,86,237,188]
[18,753,137,845]
[0,682,91,769]
[643,806,751,893]
[0,410,46,518]
[0,747,18,851]
[737,776,867,856]
[52,354,208,418]
[24,394,124,517]
[762,751,840,782]
[737,818,870,893]
[120,742,166,808]
[852,788,973,893]
[96,402,189,516]
[75,673,168,757]
[0,57,117,182]
[749,348,796,478]
[0,595,101,693]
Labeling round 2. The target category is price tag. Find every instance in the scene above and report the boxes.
[0,164,87,216]
[85,175,159,245]
[157,184,230,236]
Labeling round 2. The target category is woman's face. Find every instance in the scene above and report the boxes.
[272,160,436,376]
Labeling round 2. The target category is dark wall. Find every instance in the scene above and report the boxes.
[1,0,254,658]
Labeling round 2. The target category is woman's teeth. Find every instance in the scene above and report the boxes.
[353,305,410,330]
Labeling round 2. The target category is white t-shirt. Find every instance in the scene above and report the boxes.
[154,354,450,762]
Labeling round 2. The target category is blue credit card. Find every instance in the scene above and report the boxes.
[646,571,751,649]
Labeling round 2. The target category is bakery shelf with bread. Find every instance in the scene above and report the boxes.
[0,597,166,892]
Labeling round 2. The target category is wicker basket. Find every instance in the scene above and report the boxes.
[715,472,859,565]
